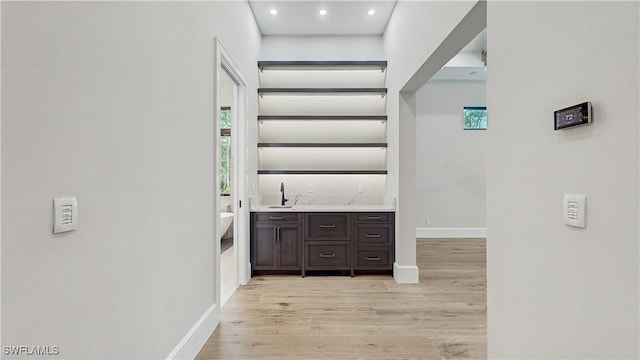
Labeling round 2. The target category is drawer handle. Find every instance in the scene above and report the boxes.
[320,253,336,258]
[366,216,381,220]
[270,216,285,220]
[366,256,381,261]
[320,224,336,228]
[365,234,381,238]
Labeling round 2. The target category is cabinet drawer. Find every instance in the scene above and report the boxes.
[354,247,393,270]
[305,213,350,240]
[354,224,393,246]
[355,213,393,223]
[254,213,301,223]
[306,242,350,269]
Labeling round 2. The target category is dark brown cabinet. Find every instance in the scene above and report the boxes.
[251,213,302,274]
[251,211,394,277]
[353,247,393,269]
[305,213,351,240]
[305,242,350,269]
[354,224,393,246]
[353,213,394,271]
[303,213,352,275]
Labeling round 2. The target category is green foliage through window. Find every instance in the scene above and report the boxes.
[463,107,487,130]
[220,108,231,195]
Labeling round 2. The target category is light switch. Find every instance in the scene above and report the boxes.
[563,194,585,228]
[54,197,78,234]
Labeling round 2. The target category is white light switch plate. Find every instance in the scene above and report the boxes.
[563,194,586,228]
[54,197,78,234]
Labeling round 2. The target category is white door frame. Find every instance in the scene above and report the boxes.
[214,39,249,310]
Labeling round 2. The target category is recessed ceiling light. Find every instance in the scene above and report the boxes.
[368,9,376,15]
[270,9,277,15]
[319,9,327,16]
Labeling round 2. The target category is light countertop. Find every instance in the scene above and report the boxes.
[251,204,395,212]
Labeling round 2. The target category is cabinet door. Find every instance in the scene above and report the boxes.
[354,224,393,246]
[254,213,300,223]
[355,213,393,223]
[278,225,302,269]
[252,224,278,270]
[305,241,350,270]
[305,213,351,240]
[353,247,393,270]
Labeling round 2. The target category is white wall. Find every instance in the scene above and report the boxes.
[261,35,383,61]
[1,2,260,358]
[220,70,235,108]
[487,1,639,358]
[383,0,479,282]
[416,81,486,230]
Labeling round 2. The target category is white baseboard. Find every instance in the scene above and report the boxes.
[166,303,220,360]
[393,263,419,284]
[241,262,252,285]
[416,227,487,238]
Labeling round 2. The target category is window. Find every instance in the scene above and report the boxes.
[463,106,487,130]
[220,107,231,196]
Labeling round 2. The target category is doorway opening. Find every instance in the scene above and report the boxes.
[415,28,487,239]
[214,39,249,309]
[219,72,236,305]
[394,0,486,283]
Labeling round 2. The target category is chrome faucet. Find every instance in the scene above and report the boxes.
[280,182,289,206]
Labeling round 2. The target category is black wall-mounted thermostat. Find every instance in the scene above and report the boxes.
[554,102,592,130]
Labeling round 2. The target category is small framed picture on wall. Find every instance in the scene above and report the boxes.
[463,106,487,130]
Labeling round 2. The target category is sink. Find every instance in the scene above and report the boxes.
[268,205,293,208]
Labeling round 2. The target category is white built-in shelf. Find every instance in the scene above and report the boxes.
[258,146,386,172]
[258,61,387,89]
[258,61,387,72]
[259,119,386,143]
[259,95,385,116]
[256,60,389,198]
[258,143,387,148]
[258,115,387,121]
[258,170,388,175]
[258,88,387,97]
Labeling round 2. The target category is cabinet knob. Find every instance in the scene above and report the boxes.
[365,233,381,238]
[270,216,285,220]
[320,253,336,258]
[320,224,336,228]
[366,216,381,220]
[366,256,381,261]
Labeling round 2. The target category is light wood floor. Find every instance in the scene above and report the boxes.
[197,238,486,360]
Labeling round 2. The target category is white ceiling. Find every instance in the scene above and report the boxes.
[429,66,487,82]
[249,1,486,82]
[249,0,398,36]
[431,29,487,82]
